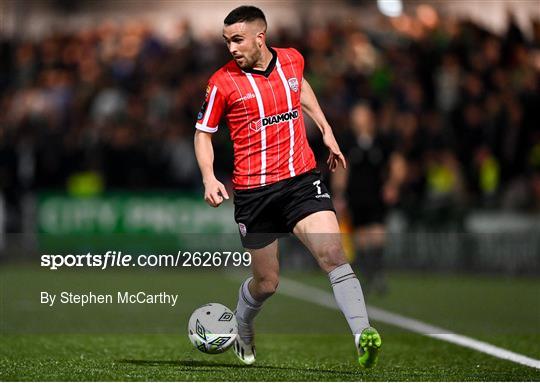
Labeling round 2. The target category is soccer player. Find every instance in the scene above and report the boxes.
[194,6,382,368]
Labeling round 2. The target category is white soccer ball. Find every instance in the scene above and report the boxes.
[188,303,238,354]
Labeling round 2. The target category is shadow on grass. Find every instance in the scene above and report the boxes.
[118,359,360,376]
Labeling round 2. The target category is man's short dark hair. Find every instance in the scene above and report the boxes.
[224,5,267,27]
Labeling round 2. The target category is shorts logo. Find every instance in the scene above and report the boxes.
[313,180,329,198]
[288,77,299,92]
[250,109,299,132]
[239,223,247,237]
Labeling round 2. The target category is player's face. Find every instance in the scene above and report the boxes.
[223,22,264,69]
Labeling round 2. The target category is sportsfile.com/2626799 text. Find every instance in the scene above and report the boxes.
[40,251,252,270]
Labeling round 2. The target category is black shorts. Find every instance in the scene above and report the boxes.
[234,169,335,249]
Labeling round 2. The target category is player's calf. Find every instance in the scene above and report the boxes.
[317,241,348,273]
[250,276,279,301]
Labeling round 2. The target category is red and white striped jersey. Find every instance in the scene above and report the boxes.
[195,47,316,190]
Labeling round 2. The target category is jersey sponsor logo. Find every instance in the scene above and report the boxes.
[249,109,299,132]
[288,77,299,92]
[238,223,247,237]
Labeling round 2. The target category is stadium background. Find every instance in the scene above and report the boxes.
[0,0,539,381]
[1,0,540,271]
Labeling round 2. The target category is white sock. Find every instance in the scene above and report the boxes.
[235,277,263,343]
[328,263,370,335]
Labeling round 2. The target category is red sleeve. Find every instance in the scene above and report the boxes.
[195,81,227,133]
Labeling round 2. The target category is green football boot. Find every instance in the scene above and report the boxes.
[355,327,382,368]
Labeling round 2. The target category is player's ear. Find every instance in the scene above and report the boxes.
[256,31,265,48]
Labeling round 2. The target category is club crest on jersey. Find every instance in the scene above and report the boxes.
[238,223,247,237]
[288,77,299,92]
[249,109,299,132]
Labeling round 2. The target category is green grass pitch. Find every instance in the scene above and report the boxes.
[0,265,539,381]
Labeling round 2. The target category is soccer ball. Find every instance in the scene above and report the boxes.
[188,303,238,354]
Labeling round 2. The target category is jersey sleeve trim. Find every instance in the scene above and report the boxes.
[202,85,218,126]
[195,83,224,134]
[195,123,218,133]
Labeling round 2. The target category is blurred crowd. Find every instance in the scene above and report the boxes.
[1,6,540,231]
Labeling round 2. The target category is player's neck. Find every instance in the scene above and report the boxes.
[252,46,273,72]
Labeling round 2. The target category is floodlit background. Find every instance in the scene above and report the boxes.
[0,1,539,381]
[1,0,539,273]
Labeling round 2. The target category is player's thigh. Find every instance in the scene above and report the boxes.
[292,211,346,271]
[247,239,280,283]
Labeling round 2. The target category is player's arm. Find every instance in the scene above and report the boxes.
[194,80,229,207]
[300,77,346,172]
[194,130,229,207]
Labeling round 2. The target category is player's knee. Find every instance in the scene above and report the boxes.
[253,276,279,299]
[318,243,346,272]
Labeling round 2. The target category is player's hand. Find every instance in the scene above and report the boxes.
[203,177,229,208]
[323,131,346,172]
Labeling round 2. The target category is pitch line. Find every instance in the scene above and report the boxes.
[274,276,540,370]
